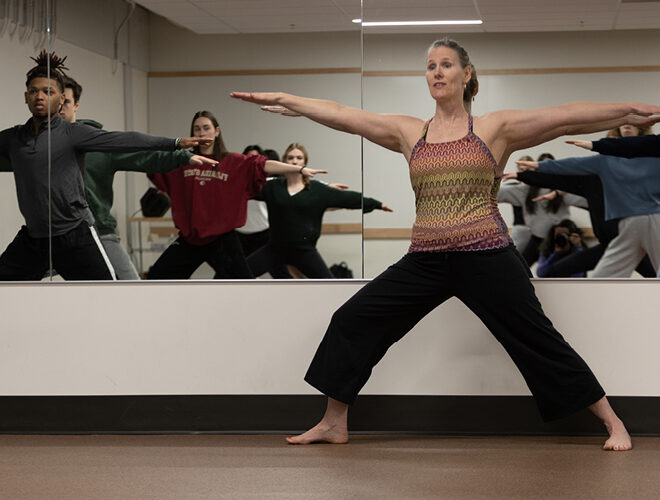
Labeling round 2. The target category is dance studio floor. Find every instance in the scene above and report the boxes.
[1,434,659,499]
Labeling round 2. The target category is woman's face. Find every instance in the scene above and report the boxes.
[619,124,640,137]
[284,148,306,167]
[245,149,260,156]
[425,46,470,102]
[192,117,219,140]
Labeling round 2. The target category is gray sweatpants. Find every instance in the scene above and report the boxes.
[591,213,660,278]
[100,233,140,280]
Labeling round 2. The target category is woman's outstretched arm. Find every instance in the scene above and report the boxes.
[231,92,424,159]
[263,160,326,179]
[494,101,660,152]
[507,113,660,153]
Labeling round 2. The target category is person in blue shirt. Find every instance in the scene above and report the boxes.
[517,145,660,277]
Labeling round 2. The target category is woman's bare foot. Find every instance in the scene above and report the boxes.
[588,396,632,451]
[603,418,632,451]
[286,421,349,445]
[287,397,349,445]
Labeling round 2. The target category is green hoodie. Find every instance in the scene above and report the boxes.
[78,119,192,235]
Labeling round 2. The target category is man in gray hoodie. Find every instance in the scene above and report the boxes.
[0,51,207,280]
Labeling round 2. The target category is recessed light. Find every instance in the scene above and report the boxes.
[352,19,482,26]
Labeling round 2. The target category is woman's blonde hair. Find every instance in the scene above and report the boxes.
[606,124,653,138]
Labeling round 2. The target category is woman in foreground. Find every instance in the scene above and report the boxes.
[232,38,660,450]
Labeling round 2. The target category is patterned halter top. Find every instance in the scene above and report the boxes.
[408,115,512,253]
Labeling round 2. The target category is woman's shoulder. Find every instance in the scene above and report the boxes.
[266,176,286,188]
[400,116,430,140]
[222,152,246,163]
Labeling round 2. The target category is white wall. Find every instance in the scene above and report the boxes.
[0,280,657,396]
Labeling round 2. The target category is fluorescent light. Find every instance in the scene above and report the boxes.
[352,19,482,26]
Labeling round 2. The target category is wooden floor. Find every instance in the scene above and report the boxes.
[1,434,659,499]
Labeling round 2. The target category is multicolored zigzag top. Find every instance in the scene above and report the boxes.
[408,116,512,253]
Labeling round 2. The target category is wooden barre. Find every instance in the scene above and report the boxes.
[140,221,594,240]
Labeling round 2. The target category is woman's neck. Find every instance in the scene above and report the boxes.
[199,144,214,156]
[285,171,305,191]
[433,98,469,122]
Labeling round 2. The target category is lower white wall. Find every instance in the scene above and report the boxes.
[0,280,657,396]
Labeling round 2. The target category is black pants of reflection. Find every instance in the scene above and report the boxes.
[304,246,605,422]
[237,229,270,260]
[0,224,115,281]
[146,231,253,279]
[545,243,657,278]
[522,235,543,266]
[247,244,333,279]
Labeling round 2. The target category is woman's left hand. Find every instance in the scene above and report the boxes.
[502,172,518,180]
[261,105,301,117]
[380,204,394,212]
[230,91,281,105]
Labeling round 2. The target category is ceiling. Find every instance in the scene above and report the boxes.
[133,0,660,35]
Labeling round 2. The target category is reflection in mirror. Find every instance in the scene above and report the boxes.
[139,1,363,280]
[2,0,364,282]
[360,1,660,279]
[0,0,61,281]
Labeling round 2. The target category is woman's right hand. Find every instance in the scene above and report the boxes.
[515,160,539,171]
[301,167,327,179]
[565,139,593,150]
[189,155,218,166]
[178,137,214,149]
[533,192,556,203]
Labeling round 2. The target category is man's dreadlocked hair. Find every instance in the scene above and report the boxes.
[25,50,69,92]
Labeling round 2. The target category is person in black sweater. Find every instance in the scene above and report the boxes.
[247,143,392,278]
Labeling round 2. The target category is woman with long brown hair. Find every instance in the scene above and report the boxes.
[147,111,326,279]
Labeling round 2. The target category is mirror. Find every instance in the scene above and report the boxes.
[361,1,660,279]
[2,1,658,283]
[1,0,365,282]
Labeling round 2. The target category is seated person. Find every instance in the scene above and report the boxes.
[536,219,586,277]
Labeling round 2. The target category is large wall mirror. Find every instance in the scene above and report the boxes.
[0,1,658,283]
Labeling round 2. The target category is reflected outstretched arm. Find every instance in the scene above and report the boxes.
[230,91,423,159]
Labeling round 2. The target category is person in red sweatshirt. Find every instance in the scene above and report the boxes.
[146,110,325,279]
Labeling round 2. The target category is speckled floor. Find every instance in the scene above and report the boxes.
[0,434,658,499]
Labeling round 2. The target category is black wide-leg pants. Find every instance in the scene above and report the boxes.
[304,245,605,422]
